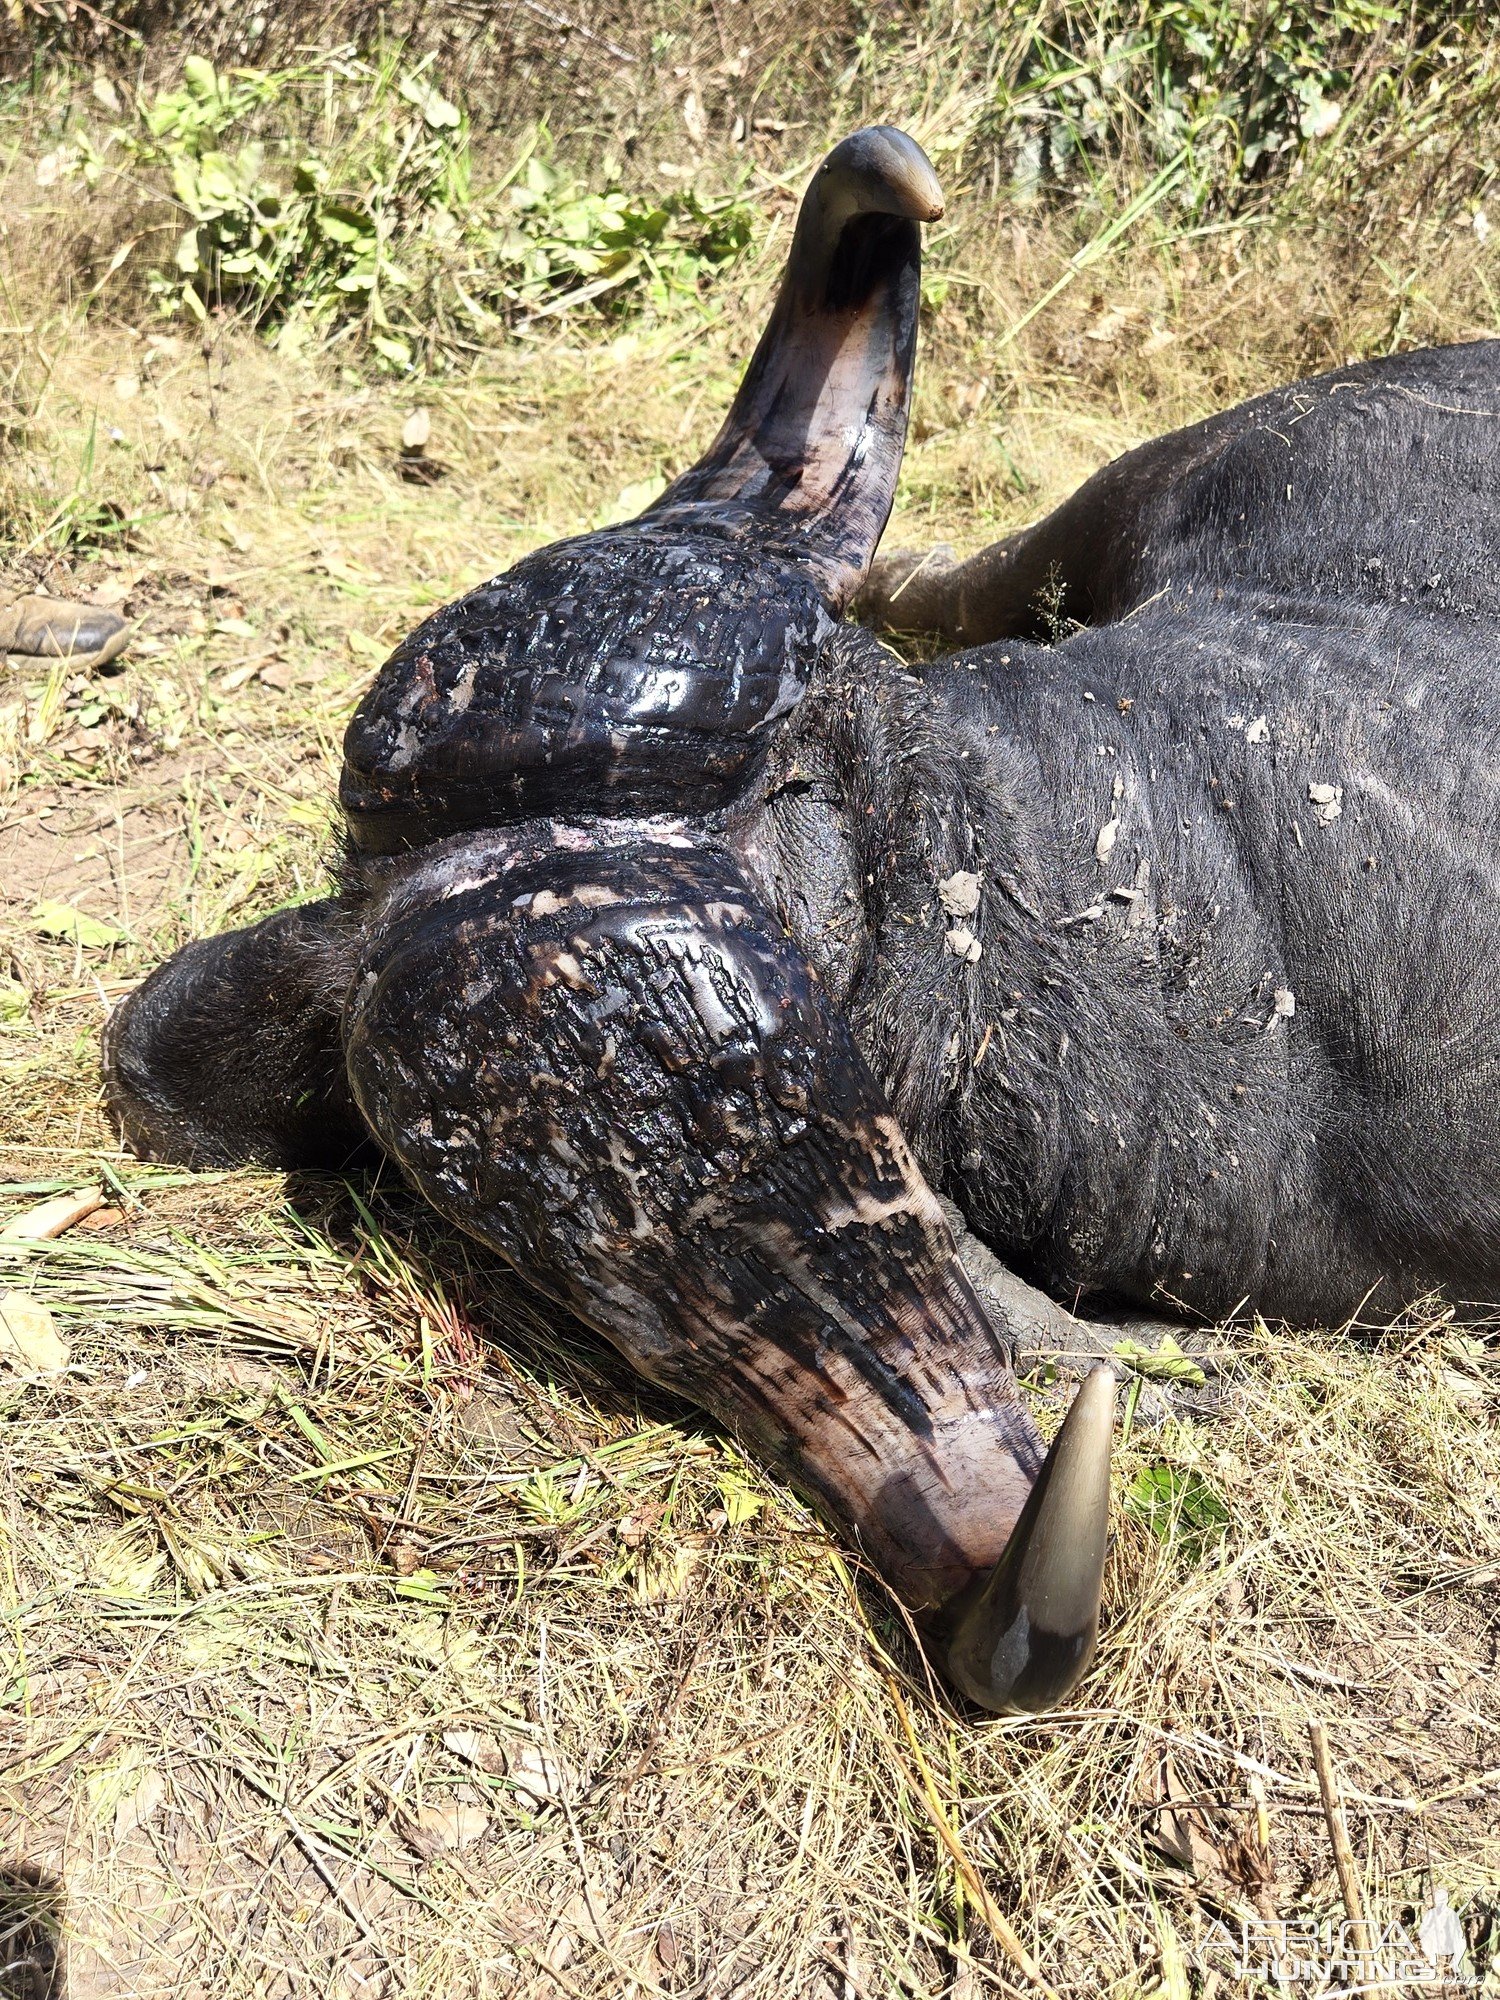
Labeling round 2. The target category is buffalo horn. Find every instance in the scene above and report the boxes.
[937,1365,1117,1714]
[643,125,943,610]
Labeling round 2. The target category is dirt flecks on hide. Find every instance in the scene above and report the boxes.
[937,868,981,918]
[944,924,983,964]
[1308,779,1345,823]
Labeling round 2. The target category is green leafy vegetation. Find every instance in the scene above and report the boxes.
[36,49,756,367]
[1125,1461,1232,1560]
[988,1,1429,205]
[14,5,1500,379]
[856,0,1499,224]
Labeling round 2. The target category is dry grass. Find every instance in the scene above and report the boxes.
[1,108,1499,2000]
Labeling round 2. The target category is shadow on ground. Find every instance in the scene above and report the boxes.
[0,1865,63,2000]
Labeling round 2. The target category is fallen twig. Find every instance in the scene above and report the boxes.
[1308,1719,1377,1983]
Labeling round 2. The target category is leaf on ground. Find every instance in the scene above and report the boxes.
[85,1749,163,1836]
[395,1614,481,1673]
[393,1566,451,1605]
[1148,1751,1224,1879]
[1086,305,1134,345]
[30,900,127,948]
[1,1186,104,1241]
[410,1801,490,1853]
[628,1536,702,1604]
[595,474,666,528]
[509,1742,572,1810]
[1147,1750,1277,1904]
[0,1291,68,1373]
[1111,1332,1206,1386]
[114,1766,168,1842]
[310,546,381,591]
[442,1727,508,1774]
[714,1468,764,1526]
[1126,1463,1230,1555]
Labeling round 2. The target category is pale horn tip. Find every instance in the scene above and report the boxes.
[817,126,945,227]
[936,1363,1117,1714]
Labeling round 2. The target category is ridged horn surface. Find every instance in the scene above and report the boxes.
[644,125,943,609]
[338,130,941,856]
[937,1365,1116,1714]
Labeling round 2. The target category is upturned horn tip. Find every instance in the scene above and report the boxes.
[817,126,944,227]
[936,1363,1117,1715]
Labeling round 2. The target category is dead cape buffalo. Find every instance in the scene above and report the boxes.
[103,127,1500,1713]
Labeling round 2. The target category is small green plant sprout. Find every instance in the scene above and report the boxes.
[1124,1461,1231,1561]
[516,1468,588,1527]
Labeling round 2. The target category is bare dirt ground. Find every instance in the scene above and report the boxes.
[2,228,1498,1999]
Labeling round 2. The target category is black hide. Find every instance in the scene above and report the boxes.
[782,342,1500,1323]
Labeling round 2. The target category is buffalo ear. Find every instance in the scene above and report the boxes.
[642,126,943,613]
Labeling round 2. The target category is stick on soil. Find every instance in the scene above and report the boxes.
[1308,1717,1377,1982]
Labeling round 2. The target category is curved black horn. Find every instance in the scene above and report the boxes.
[336,129,942,857]
[935,1366,1116,1714]
[644,125,943,611]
